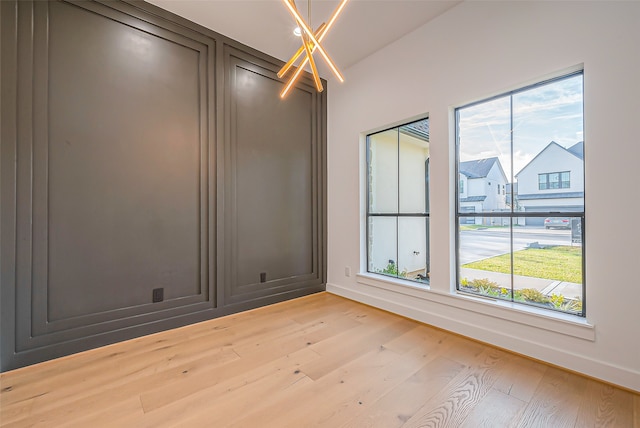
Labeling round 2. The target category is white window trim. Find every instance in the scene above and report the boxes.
[356,272,595,341]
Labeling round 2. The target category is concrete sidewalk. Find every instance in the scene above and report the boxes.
[460,268,582,299]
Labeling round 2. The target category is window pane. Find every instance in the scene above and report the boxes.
[399,119,430,213]
[458,96,511,214]
[538,174,546,190]
[513,74,584,211]
[368,129,398,213]
[368,216,398,277]
[397,217,429,283]
[456,73,584,315]
[459,217,512,298]
[513,216,583,314]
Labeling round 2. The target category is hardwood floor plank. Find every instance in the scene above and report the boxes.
[400,347,511,428]
[299,317,417,381]
[516,366,587,428]
[57,396,145,428]
[1,339,239,422]
[1,292,637,428]
[492,355,548,403]
[0,302,300,409]
[575,379,635,427]
[382,324,449,355]
[134,348,320,428]
[138,325,320,412]
[459,388,526,427]
[1,348,239,427]
[232,309,362,358]
[341,356,466,428]
[634,394,640,428]
[0,397,33,426]
[229,332,441,428]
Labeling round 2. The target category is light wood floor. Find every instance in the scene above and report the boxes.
[1,292,638,427]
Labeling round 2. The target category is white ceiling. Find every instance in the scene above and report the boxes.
[146,0,462,80]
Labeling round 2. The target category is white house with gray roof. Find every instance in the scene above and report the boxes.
[515,141,584,226]
[459,157,508,224]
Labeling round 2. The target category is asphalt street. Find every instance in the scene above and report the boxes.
[459,226,580,265]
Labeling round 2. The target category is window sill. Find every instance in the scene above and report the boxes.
[356,272,595,341]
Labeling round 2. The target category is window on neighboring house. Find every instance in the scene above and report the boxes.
[456,71,585,316]
[366,118,430,284]
[539,171,570,190]
[460,180,464,194]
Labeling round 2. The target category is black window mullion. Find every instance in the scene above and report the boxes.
[509,93,515,301]
[365,137,371,273]
[395,128,400,277]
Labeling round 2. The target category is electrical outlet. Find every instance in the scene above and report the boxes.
[345,266,351,277]
[152,288,164,303]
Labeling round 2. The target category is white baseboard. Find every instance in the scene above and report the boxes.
[326,282,640,393]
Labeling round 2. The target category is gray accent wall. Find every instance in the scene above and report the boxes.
[0,0,327,371]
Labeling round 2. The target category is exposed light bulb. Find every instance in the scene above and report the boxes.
[293,27,302,37]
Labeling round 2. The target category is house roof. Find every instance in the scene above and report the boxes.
[515,141,583,177]
[517,191,584,200]
[460,195,487,202]
[459,157,500,179]
[567,141,584,159]
[399,119,429,142]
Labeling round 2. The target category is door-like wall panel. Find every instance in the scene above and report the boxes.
[13,0,215,353]
[43,0,208,325]
[0,0,326,371]
[223,47,324,305]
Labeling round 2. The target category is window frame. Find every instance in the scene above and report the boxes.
[454,71,586,317]
[365,118,430,285]
[539,171,571,190]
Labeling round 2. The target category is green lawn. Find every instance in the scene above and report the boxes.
[462,246,582,283]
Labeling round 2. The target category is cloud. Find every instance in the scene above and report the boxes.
[458,74,583,176]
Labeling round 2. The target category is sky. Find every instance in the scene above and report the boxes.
[458,74,584,178]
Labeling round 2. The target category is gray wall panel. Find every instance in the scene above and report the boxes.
[234,66,313,286]
[45,1,203,321]
[0,0,326,372]
[223,46,324,305]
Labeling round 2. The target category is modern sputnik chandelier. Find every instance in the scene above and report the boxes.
[278,0,349,98]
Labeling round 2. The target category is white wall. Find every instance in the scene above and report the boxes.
[486,164,507,210]
[467,177,485,199]
[327,1,640,391]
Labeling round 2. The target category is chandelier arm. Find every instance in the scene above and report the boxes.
[278,23,327,79]
[283,0,343,82]
[323,0,349,38]
[280,61,305,98]
[302,34,323,92]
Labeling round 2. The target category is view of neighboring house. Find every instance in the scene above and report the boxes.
[459,157,508,224]
[515,141,584,226]
[367,121,430,278]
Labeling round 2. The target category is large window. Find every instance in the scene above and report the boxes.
[456,72,585,316]
[366,118,430,284]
